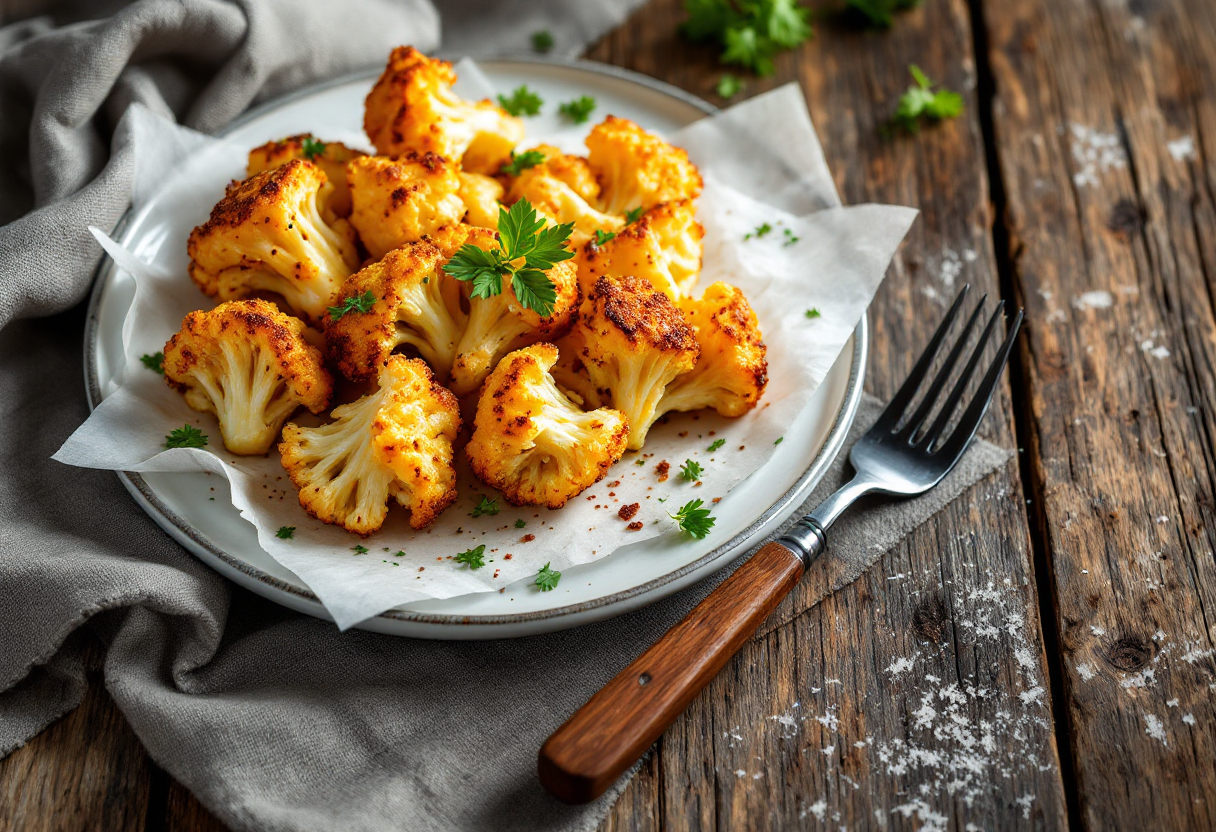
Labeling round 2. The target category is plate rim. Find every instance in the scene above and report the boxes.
[82,56,867,631]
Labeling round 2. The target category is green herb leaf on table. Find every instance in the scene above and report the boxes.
[471,495,500,517]
[164,424,207,449]
[531,29,554,53]
[634,458,646,466]
[669,498,716,539]
[623,206,645,225]
[680,459,703,481]
[716,73,745,99]
[352,544,369,555]
[594,229,617,246]
[805,307,821,319]
[301,136,326,160]
[328,291,376,320]
[515,519,527,529]
[890,64,964,133]
[707,438,726,452]
[681,0,812,78]
[498,85,543,117]
[847,0,921,28]
[140,352,164,374]
[774,436,784,445]
[744,222,773,240]
[535,562,561,591]
[455,544,486,569]
[500,149,546,177]
[276,526,295,539]
[783,227,800,246]
[558,95,597,124]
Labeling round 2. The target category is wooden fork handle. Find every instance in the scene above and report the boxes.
[538,541,806,804]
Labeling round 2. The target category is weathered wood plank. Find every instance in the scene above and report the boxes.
[981,0,1216,828]
[589,0,1069,828]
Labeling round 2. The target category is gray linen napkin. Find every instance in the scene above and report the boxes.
[0,2,1013,830]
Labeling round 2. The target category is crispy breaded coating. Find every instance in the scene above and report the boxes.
[347,152,467,260]
[457,172,504,229]
[163,299,332,455]
[576,199,704,300]
[586,115,703,216]
[466,344,628,508]
[247,134,365,221]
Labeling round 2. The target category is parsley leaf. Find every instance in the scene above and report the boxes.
[890,64,964,133]
[635,458,646,466]
[512,269,558,312]
[716,73,745,99]
[680,459,703,481]
[500,149,546,176]
[140,352,164,374]
[594,229,617,246]
[275,526,295,539]
[623,206,645,224]
[847,0,921,28]
[471,495,500,517]
[669,498,716,539]
[744,222,773,240]
[352,544,369,555]
[455,544,486,569]
[443,244,506,300]
[328,290,376,320]
[515,519,527,528]
[532,29,554,53]
[805,308,821,319]
[301,136,326,160]
[164,424,207,449]
[558,95,597,124]
[498,85,543,117]
[535,562,561,591]
[783,227,800,246]
[774,437,784,445]
[682,0,812,78]
[707,438,726,452]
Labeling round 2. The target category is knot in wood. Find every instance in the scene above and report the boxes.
[1106,198,1144,240]
[912,594,948,644]
[1106,635,1151,671]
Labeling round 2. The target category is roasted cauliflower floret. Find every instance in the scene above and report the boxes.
[364,46,524,174]
[446,229,581,397]
[577,199,704,300]
[466,344,628,508]
[458,172,504,229]
[347,153,467,260]
[504,145,601,205]
[278,356,461,534]
[510,162,623,249]
[187,160,360,325]
[162,300,332,455]
[586,115,703,216]
[660,282,768,418]
[247,134,365,221]
[566,275,699,450]
[325,242,466,382]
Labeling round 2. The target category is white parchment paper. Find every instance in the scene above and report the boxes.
[54,70,916,629]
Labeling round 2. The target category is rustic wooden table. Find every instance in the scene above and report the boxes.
[4,0,1215,828]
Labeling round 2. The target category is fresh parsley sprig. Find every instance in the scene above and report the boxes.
[623,206,645,225]
[328,291,376,320]
[301,136,326,160]
[531,30,554,53]
[443,198,574,317]
[805,308,821,319]
[669,499,716,539]
[594,229,617,246]
[470,495,500,517]
[140,352,164,374]
[498,85,543,117]
[165,424,207,449]
[276,526,295,539]
[501,149,546,177]
[680,459,703,481]
[535,562,561,591]
[707,438,726,452]
[455,544,486,569]
[558,95,597,124]
[681,0,813,77]
[889,65,963,133]
[352,544,369,555]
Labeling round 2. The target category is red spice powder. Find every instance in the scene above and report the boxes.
[655,460,670,482]
[626,521,644,531]
[618,503,640,521]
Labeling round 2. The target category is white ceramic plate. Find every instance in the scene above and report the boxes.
[84,58,866,639]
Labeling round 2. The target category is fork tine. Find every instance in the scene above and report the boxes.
[901,295,988,441]
[873,285,970,431]
[936,308,1023,459]
[921,300,1005,448]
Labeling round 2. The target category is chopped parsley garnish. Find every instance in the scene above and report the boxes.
[783,228,800,246]
[535,562,561,591]
[774,436,784,445]
[559,95,597,124]
[532,29,555,53]
[352,544,369,555]
[164,424,207,449]
[623,206,645,224]
[707,438,726,452]
[681,0,813,77]
[680,459,703,481]
[594,229,617,246]
[669,498,716,539]
[443,198,574,317]
[889,65,964,133]
[140,352,164,374]
[455,544,486,569]
[328,290,376,320]
[515,519,527,529]
[470,495,500,517]
[498,85,543,117]
[635,458,646,466]
[744,222,773,240]
[394,550,405,557]
[500,149,546,176]
[805,307,821,319]
[275,526,295,539]
[847,0,920,28]
[716,73,745,99]
[301,136,326,160]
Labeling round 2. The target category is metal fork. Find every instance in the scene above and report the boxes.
[539,287,1023,805]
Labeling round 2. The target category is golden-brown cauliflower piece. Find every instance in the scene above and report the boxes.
[576,199,704,300]
[162,300,332,455]
[458,172,504,230]
[563,275,699,450]
[466,344,628,508]
[325,241,466,383]
[660,282,768,417]
[278,356,461,534]
[364,46,524,175]
[586,115,703,216]
[446,227,581,397]
[504,145,601,205]
[187,160,359,325]
[246,134,365,221]
[508,149,623,249]
[347,152,467,260]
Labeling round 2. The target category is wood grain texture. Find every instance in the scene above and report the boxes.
[540,541,805,804]
[980,0,1216,828]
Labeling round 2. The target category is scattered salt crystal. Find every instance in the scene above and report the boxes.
[1168,136,1196,162]
[1143,713,1168,747]
[1070,124,1127,186]
[1015,647,1036,670]
[1076,662,1096,681]
[1167,698,1179,708]
[1072,290,1114,310]
[1019,686,1046,706]
[805,799,827,821]
[1091,625,1106,636]
[886,655,917,677]
[822,745,835,756]
[735,769,747,778]
[1016,793,1036,819]
[1182,714,1196,726]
